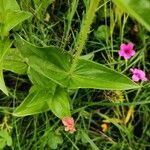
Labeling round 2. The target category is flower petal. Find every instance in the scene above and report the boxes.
[132,74,140,82]
[130,50,135,56]
[130,68,148,82]
[127,42,134,50]
[120,43,127,51]
[118,50,125,57]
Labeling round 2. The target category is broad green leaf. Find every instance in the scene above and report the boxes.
[16,36,71,86]
[28,55,70,86]
[69,59,139,90]
[16,37,140,90]
[113,0,150,31]
[16,37,71,70]
[13,86,56,116]
[48,86,71,118]
[3,48,27,74]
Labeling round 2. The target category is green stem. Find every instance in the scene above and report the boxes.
[69,0,100,73]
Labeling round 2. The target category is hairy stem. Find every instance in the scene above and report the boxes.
[70,0,100,73]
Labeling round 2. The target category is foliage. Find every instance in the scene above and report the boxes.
[0,0,150,149]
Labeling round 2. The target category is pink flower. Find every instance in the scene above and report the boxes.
[118,42,135,59]
[62,117,76,133]
[130,68,148,82]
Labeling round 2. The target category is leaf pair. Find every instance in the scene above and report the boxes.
[17,37,139,90]
[14,69,71,118]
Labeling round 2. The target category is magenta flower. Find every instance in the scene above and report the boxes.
[118,42,135,59]
[62,117,76,133]
[130,68,148,82]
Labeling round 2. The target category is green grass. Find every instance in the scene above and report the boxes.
[0,0,150,149]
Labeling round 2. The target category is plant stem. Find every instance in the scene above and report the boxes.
[69,0,100,73]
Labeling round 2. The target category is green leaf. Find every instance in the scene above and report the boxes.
[0,39,11,95]
[94,25,109,41]
[0,64,8,95]
[6,135,12,146]
[80,130,99,150]
[33,0,54,19]
[13,86,56,116]
[0,138,6,149]
[113,0,150,31]
[28,68,56,87]
[2,11,32,35]
[0,129,12,148]
[0,0,20,12]
[48,86,71,118]
[0,39,12,62]
[3,48,28,74]
[16,36,71,86]
[47,131,63,149]
[0,0,32,36]
[13,84,71,118]
[28,55,70,87]
[16,37,140,90]
[14,66,71,118]
[69,58,139,90]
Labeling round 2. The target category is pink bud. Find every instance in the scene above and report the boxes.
[62,117,76,133]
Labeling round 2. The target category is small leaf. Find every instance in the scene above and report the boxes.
[94,25,109,40]
[80,53,94,60]
[113,0,150,31]
[48,86,71,118]
[0,129,12,148]
[47,131,63,149]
